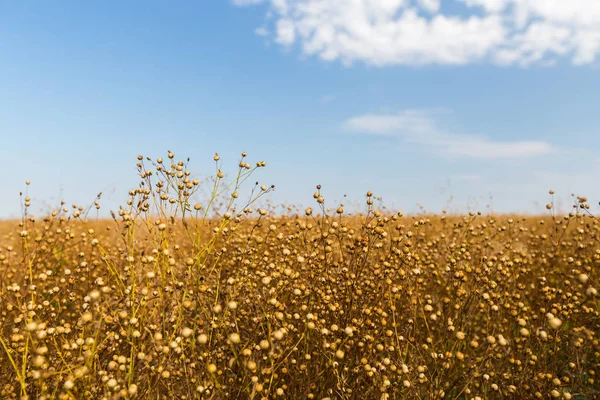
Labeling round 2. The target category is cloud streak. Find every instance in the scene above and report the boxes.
[343,109,554,159]
[232,0,265,6]
[234,0,600,66]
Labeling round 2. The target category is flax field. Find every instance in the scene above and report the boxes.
[0,152,598,400]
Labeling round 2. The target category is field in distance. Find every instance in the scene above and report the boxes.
[0,153,598,399]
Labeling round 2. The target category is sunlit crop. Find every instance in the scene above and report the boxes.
[0,152,598,399]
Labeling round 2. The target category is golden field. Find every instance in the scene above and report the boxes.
[0,153,598,400]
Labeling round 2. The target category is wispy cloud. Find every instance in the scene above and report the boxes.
[232,0,264,6]
[343,109,554,159]
[319,95,336,104]
[254,26,269,37]
[234,0,600,66]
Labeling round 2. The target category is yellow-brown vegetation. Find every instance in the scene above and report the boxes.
[0,152,598,399]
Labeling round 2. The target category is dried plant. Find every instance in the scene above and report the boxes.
[0,152,598,400]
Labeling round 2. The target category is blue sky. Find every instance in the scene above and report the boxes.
[1,0,600,218]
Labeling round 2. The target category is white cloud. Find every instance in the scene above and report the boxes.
[254,26,269,37]
[275,18,296,45]
[459,0,510,13]
[233,0,600,66]
[343,109,554,159]
[232,0,265,6]
[319,95,336,104]
[493,21,572,66]
[444,137,553,158]
[418,0,440,13]
[345,109,438,136]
